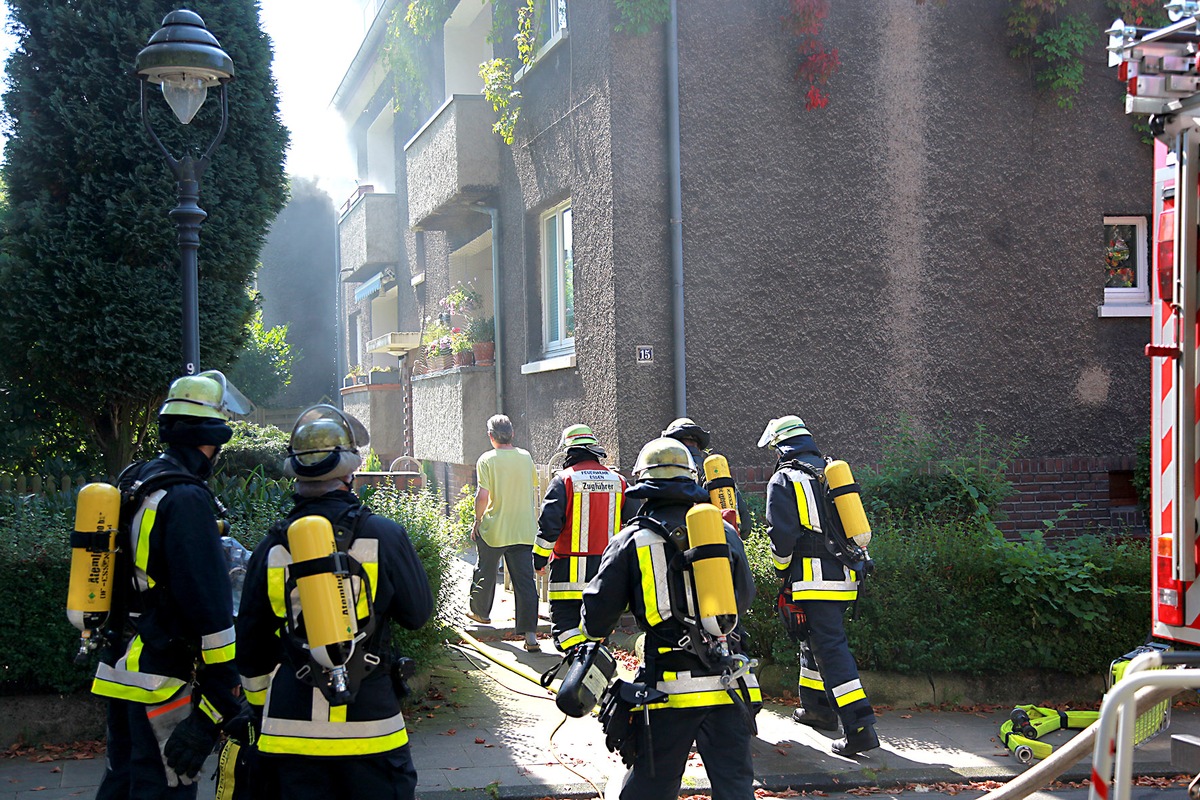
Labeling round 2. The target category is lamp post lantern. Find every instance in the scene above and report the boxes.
[135,10,234,376]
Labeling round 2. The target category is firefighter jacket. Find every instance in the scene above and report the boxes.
[236,490,433,757]
[766,439,859,602]
[534,452,628,597]
[579,478,762,711]
[91,447,243,726]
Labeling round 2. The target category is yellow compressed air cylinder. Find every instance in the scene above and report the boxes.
[287,516,356,669]
[703,454,740,528]
[685,503,738,637]
[67,483,121,634]
[824,460,871,548]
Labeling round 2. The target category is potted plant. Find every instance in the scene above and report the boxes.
[450,327,474,367]
[468,315,495,366]
[422,319,454,372]
[344,364,364,387]
[369,365,399,385]
[440,280,482,317]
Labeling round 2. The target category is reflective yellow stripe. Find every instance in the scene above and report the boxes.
[647,686,764,709]
[571,492,583,552]
[799,675,825,690]
[791,589,858,601]
[257,726,408,756]
[637,545,663,626]
[245,688,267,706]
[199,694,223,724]
[772,555,791,571]
[533,543,553,558]
[267,565,286,619]
[137,509,156,587]
[329,704,347,723]
[204,642,236,665]
[557,632,588,649]
[794,479,811,529]
[614,493,623,536]
[548,589,584,600]
[837,688,867,706]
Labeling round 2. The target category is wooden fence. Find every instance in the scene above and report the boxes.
[0,473,90,497]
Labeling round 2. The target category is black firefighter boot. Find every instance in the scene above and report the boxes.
[832,724,879,757]
[791,707,839,732]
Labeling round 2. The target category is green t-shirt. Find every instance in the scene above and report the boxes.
[476,447,540,547]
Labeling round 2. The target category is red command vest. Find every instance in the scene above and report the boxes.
[554,461,626,558]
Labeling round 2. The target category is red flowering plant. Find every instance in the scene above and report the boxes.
[1105,234,1134,288]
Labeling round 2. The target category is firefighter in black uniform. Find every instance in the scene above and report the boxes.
[661,417,751,539]
[760,416,878,756]
[93,371,251,799]
[236,405,434,800]
[580,437,761,800]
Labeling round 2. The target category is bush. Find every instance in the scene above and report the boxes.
[858,417,1025,529]
[743,514,1152,680]
[218,421,290,481]
[363,486,468,670]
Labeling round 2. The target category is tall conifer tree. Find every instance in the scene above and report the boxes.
[0,0,288,474]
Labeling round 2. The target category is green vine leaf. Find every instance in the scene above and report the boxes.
[613,0,671,35]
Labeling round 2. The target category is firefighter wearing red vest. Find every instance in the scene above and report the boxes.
[534,424,628,651]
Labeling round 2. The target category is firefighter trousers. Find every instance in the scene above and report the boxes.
[798,599,875,731]
[615,704,754,800]
[95,698,198,800]
[266,745,417,800]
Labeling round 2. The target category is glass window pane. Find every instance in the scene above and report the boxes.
[563,207,574,339]
[1105,223,1137,289]
[544,213,560,343]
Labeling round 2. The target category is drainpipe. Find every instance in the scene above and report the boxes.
[667,0,686,418]
[471,205,505,414]
[334,214,347,407]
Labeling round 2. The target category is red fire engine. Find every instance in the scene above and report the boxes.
[1108,8,1200,645]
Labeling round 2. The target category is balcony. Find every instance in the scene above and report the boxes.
[367,331,423,356]
[411,365,497,466]
[405,95,499,231]
[339,191,402,283]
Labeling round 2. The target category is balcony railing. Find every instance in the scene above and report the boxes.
[338,192,401,283]
[405,95,499,231]
[411,365,497,466]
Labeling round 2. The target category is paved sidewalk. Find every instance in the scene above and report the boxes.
[3,571,1197,800]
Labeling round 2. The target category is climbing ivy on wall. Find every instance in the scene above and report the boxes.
[392,0,674,145]
[782,0,840,110]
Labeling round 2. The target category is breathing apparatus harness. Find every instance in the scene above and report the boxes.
[999,704,1100,764]
[273,503,388,705]
[778,458,873,614]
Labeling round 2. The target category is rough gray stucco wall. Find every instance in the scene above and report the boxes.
[411,367,497,465]
[341,385,408,466]
[339,193,402,277]
[406,96,501,229]
[669,0,1151,472]
[497,1,620,465]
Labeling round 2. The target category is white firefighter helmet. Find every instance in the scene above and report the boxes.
[757,416,811,449]
[632,437,697,481]
[284,404,370,481]
[159,370,252,421]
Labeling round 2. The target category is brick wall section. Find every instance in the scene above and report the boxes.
[732,457,1147,537]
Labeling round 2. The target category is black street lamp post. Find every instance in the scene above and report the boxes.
[134,10,234,376]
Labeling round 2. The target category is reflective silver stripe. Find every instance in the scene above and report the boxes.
[95,660,182,693]
[830,678,863,698]
[771,547,793,569]
[632,529,672,625]
[349,538,377,564]
[549,580,586,593]
[800,666,823,682]
[788,475,824,534]
[262,705,407,740]
[535,534,557,552]
[555,627,586,647]
[202,626,236,651]
[241,672,273,694]
[657,670,761,694]
[790,557,857,594]
[576,488,591,552]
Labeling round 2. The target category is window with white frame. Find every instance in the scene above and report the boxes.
[1101,215,1149,314]
[539,0,568,44]
[541,201,574,355]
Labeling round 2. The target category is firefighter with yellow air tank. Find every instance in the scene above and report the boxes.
[234,404,433,800]
[760,415,878,757]
[534,424,629,651]
[89,370,252,799]
[579,437,760,800]
[661,417,752,539]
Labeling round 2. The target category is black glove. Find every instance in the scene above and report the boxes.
[163,709,221,785]
[222,699,259,746]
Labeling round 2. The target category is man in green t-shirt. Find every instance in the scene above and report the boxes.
[468,414,542,651]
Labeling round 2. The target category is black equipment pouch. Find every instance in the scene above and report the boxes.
[391,656,415,700]
[776,588,808,641]
[556,641,617,718]
[598,679,668,773]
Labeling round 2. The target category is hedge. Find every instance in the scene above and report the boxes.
[0,480,464,695]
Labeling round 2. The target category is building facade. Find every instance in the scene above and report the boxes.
[333,0,1152,532]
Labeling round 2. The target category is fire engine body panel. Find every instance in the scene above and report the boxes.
[1110,13,1200,644]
